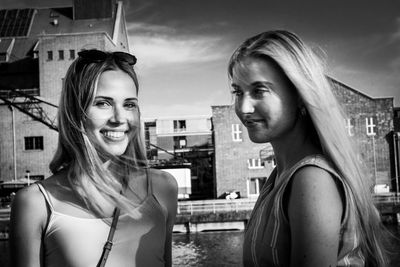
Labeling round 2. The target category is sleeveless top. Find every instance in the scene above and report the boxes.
[36,171,167,267]
[243,155,365,267]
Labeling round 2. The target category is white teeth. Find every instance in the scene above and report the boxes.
[103,131,125,138]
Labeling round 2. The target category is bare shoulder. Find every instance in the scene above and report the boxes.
[287,164,343,265]
[12,183,45,212]
[287,165,343,229]
[147,168,178,194]
[10,182,47,230]
[290,165,341,197]
[146,168,178,218]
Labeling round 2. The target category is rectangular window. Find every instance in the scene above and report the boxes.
[0,52,8,62]
[173,120,186,132]
[24,136,44,150]
[247,177,267,196]
[232,124,242,142]
[69,49,75,60]
[47,51,53,61]
[58,50,64,60]
[174,136,187,149]
[247,158,264,169]
[366,117,376,136]
[346,118,354,136]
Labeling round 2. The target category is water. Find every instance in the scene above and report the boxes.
[172,230,244,266]
[172,226,400,267]
[1,226,400,266]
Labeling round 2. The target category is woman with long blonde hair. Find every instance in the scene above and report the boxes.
[10,49,178,267]
[228,30,388,266]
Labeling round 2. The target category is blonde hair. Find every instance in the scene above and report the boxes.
[228,30,388,266]
[50,51,147,217]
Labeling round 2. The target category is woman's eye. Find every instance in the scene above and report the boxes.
[94,100,110,108]
[254,87,269,96]
[231,89,243,97]
[125,102,137,109]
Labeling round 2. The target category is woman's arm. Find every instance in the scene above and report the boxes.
[151,170,178,267]
[10,184,47,267]
[287,166,343,267]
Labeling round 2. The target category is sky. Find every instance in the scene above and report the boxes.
[3,0,400,118]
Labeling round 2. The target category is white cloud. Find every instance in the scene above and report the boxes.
[127,22,229,71]
[389,17,400,42]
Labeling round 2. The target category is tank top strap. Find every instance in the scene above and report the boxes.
[146,168,153,195]
[36,183,55,212]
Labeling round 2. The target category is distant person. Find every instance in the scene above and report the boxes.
[228,30,388,266]
[10,49,178,267]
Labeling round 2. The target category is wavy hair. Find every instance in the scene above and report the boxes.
[228,30,388,266]
[50,51,147,217]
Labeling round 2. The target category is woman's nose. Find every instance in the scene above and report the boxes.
[238,95,255,114]
[110,106,125,124]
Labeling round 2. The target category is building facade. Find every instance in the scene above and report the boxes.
[144,116,214,199]
[0,0,129,183]
[212,79,394,198]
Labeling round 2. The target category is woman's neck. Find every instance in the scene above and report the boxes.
[271,120,321,178]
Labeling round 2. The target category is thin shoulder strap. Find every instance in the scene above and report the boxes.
[96,207,120,267]
[36,183,54,212]
[146,168,153,195]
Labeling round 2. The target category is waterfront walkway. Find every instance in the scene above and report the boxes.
[1,194,400,233]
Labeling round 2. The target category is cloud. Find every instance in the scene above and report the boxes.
[390,17,400,42]
[127,22,229,71]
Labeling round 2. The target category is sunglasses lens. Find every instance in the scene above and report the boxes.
[77,50,136,66]
[78,50,108,62]
[113,52,137,65]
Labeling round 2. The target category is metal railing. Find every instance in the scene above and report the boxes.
[177,199,257,215]
[177,194,400,215]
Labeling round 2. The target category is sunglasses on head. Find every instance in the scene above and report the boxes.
[77,49,137,65]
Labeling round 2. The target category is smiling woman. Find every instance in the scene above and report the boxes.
[9,49,178,267]
[85,70,140,157]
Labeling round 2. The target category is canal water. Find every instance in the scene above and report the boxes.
[1,225,400,266]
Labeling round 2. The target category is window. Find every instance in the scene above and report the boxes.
[366,117,376,136]
[266,157,276,168]
[345,118,354,136]
[24,136,43,150]
[173,120,186,132]
[232,124,242,142]
[174,136,187,149]
[58,50,64,60]
[0,52,8,62]
[247,177,267,196]
[247,158,264,169]
[69,49,75,60]
[47,50,53,60]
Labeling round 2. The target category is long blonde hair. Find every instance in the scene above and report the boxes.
[50,51,148,217]
[228,30,388,266]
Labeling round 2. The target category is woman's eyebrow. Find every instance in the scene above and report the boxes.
[250,81,273,87]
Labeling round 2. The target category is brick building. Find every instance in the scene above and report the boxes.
[0,0,129,183]
[212,78,394,198]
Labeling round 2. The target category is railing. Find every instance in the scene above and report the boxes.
[177,199,257,215]
[177,194,400,215]
[373,194,400,204]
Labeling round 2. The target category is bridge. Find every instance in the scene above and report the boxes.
[174,194,400,233]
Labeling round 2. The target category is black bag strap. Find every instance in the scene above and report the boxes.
[96,207,121,267]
